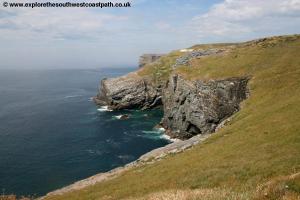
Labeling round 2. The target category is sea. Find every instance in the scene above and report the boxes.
[0,68,170,197]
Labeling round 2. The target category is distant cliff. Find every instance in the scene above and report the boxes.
[139,54,165,68]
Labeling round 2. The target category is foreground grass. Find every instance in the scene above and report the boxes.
[125,173,300,200]
[45,35,300,200]
[125,188,253,200]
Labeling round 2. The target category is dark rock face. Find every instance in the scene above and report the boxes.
[94,73,162,110]
[95,71,249,140]
[162,75,249,139]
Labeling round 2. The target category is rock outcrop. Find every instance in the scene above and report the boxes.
[94,72,162,110]
[139,54,165,68]
[161,75,249,139]
[95,71,249,139]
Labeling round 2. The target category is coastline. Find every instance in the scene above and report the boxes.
[41,133,211,199]
[41,47,248,198]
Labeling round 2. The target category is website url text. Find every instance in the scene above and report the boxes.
[2,1,132,8]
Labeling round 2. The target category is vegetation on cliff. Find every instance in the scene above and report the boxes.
[44,34,300,200]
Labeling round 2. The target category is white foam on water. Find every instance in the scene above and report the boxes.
[142,130,161,134]
[141,128,178,142]
[153,127,180,142]
[160,134,180,142]
[113,115,123,119]
[157,127,165,133]
[139,130,162,140]
[97,106,113,112]
[64,95,83,99]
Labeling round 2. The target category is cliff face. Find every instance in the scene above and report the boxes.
[94,73,162,110]
[161,75,249,139]
[95,72,249,139]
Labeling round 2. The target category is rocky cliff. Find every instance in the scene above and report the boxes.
[161,75,249,139]
[95,71,249,139]
[94,72,162,110]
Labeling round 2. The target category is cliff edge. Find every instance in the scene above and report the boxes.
[95,70,249,139]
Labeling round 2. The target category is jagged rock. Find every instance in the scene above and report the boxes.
[94,71,249,140]
[162,74,249,139]
[94,72,162,110]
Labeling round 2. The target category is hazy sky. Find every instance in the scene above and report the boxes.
[0,0,300,69]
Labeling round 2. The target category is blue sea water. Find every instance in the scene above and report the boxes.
[0,68,170,197]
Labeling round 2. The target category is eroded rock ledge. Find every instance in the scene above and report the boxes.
[94,72,249,139]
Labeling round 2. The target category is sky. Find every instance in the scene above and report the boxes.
[0,0,300,69]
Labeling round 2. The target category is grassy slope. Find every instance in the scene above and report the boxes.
[45,35,300,200]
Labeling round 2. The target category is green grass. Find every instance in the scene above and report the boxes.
[137,51,181,85]
[45,34,300,200]
[137,43,235,84]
